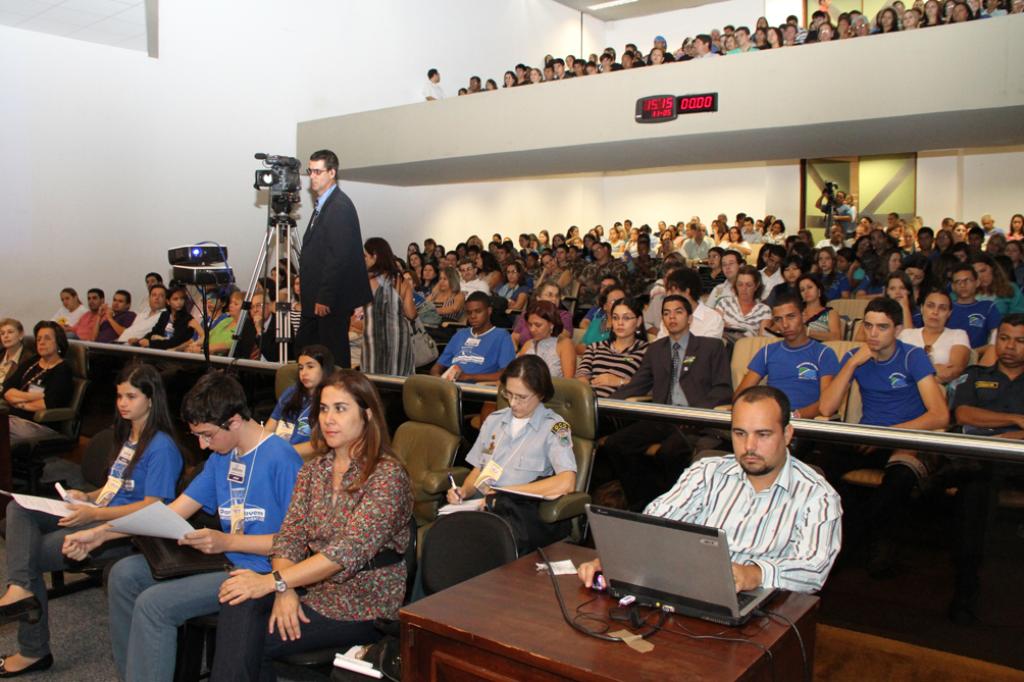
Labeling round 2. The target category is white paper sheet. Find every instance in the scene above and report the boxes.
[536,559,577,576]
[108,502,195,540]
[437,499,486,514]
[490,486,559,501]
[1,490,74,517]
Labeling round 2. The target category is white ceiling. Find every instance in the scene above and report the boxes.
[551,0,724,22]
[0,0,147,52]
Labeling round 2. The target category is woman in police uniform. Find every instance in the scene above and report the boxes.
[264,345,333,460]
[447,355,577,551]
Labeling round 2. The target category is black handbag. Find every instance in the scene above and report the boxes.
[132,535,228,580]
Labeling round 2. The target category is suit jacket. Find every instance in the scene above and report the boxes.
[300,185,372,315]
[612,334,731,408]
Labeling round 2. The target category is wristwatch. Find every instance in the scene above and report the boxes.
[272,570,287,593]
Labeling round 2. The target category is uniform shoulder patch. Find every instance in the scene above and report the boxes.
[551,421,572,447]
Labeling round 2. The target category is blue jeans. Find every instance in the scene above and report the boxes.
[4,499,133,658]
[107,554,226,682]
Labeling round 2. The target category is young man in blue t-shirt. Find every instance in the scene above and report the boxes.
[63,371,303,681]
[736,292,839,419]
[431,292,516,382]
[948,263,1001,352]
[819,297,948,576]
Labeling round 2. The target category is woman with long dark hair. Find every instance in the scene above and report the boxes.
[576,298,649,397]
[209,370,412,680]
[4,321,73,446]
[139,286,193,350]
[0,363,182,675]
[264,345,334,460]
[362,237,416,376]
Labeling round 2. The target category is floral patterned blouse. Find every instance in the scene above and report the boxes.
[270,451,412,621]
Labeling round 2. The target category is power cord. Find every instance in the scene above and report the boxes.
[755,608,810,682]
[536,547,665,642]
[657,615,776,682]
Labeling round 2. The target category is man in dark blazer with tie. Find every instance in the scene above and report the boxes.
[296,149,372,367]
[604,294,732,510]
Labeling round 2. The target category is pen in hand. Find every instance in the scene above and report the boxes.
[448,473,463,502]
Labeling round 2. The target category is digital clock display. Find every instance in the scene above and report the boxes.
[677,92,718,114]
[635,95,677,122]
[635,92,719,123]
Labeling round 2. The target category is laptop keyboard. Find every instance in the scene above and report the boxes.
[736,592,758,609]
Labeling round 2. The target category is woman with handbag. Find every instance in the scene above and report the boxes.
[0,363,183,677]
[264,345,334,460]
[446,356,577,552]
[361,238,416,377]
[62,371,303,682]
[209,369,413,681]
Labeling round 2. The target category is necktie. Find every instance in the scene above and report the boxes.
[670,342,684,406]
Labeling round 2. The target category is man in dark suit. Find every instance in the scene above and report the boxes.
[296,149,372,367]
[604,294,732,510]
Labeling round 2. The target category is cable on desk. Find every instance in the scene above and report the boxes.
[755,608,809,682]
[536,547,665,643]
[657,615,777,682]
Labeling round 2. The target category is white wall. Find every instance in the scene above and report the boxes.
[603,0,769,52]
[916,147,1024,228]
[0,0,594,324]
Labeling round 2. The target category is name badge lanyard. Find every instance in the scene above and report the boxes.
[475,419,533,492]
[95,441,138,507]
[228,442,260,535]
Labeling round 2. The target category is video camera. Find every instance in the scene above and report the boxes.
[253,153,301,217]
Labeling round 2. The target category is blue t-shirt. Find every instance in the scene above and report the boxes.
[823,273,851,302]
[269,385,313,445]
[854,278,884,296]
[109,431,183,507]
[438,326,516,377]
[183,434,303,572]
[948,299,1001,349]
[747,340,840,410]
[842,340,934,427]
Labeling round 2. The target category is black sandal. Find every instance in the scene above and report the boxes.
[0,653,54,678]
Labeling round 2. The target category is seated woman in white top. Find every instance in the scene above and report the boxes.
[898,290,970,384]
[51,288,86,329]
[718,226,751,256]
[517,300,576,378]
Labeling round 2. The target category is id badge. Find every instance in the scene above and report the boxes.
[27,384,45,395]
[475,459,504,493]
[274,421,295,440]
[227,461,246,484]
[95,476,124,507]
[229,502,246,535]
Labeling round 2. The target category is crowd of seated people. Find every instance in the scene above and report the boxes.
[5,206,1023,638]
[429,1,1022,97]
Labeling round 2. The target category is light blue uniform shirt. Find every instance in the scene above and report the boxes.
[466,405,577,491]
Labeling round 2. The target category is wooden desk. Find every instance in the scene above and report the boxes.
[401,542,817,682]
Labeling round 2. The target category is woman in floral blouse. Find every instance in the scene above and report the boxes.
[211,369,413,681]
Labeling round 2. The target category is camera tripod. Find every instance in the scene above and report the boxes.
[230,194,301,361]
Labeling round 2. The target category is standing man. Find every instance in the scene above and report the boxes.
[422,68,444,101]
[297,149,371,368]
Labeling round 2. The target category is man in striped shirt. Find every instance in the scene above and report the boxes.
[581,386,842,593]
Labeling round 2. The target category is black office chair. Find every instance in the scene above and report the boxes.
[173,515,421,682]
[419,511,518,596]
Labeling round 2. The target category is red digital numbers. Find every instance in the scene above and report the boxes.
[678,95,716,112]
[642,97,674,115]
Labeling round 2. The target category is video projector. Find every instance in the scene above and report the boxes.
[168,244,234,285]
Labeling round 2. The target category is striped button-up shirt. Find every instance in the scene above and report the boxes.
[645,454,842,593]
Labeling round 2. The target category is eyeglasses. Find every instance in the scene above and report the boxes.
[500,389,536,404]
[611,315,637,322]
[304,168,328,176]
[190,420,231,443]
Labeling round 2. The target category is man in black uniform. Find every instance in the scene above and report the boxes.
[946,314,1024,622]
[296,149,372,367]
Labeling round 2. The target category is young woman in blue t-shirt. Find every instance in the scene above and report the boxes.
[264,345,334,460]
[0,363,183,676]
[63,371,302,682]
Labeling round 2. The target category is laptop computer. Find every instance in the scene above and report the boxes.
[585,504,776,626]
